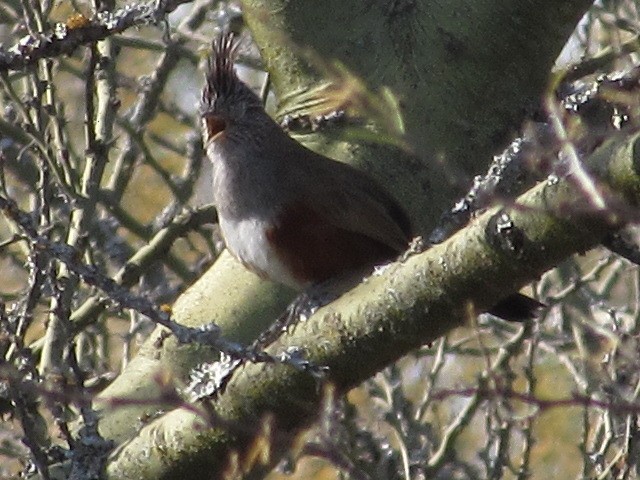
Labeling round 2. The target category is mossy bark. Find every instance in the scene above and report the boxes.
[102,131,640,479]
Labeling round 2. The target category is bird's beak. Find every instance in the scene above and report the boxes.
[203,114,227,142]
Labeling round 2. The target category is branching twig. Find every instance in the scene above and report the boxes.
[0,0,193,72]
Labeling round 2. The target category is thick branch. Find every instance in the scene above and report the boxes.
[100,131,640,479]
[242,0,592,229]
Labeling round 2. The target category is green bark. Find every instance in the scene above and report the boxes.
[243,0,591,228]
[104,131,640,479]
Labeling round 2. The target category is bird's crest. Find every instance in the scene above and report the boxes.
[202,32,240,109]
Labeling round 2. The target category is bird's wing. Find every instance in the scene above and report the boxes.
[297,149,413,254]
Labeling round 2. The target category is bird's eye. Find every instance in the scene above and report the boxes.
[203,115,227,140]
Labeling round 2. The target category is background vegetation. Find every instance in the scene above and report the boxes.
[2,1,640,479]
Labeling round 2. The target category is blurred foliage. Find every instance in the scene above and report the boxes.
[1,1,640,479]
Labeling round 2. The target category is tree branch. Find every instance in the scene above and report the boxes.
[0,0,192,72]
[96,129,640,479]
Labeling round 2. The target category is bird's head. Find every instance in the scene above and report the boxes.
[201,33,264,143]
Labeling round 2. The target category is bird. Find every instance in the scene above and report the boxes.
[200,32,542,322]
